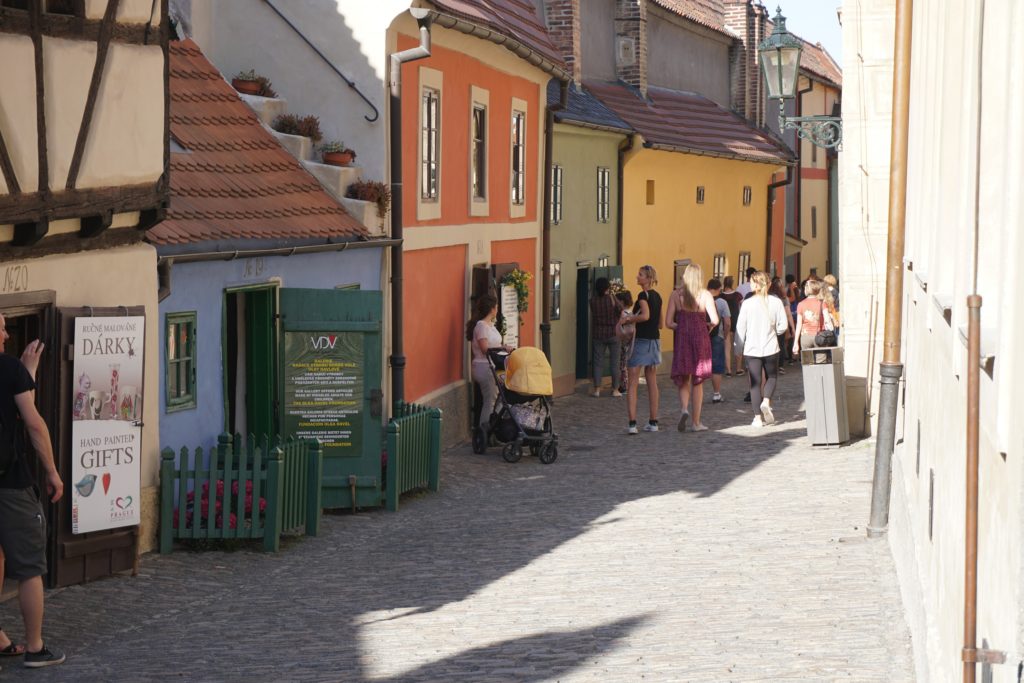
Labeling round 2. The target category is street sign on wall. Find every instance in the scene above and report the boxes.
[70,316,144,534]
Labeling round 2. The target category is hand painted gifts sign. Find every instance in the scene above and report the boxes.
[71,316,144,534]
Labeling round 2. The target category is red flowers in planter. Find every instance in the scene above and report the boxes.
[172,479,267,529]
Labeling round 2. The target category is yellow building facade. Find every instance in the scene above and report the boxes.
[621,146,784,354]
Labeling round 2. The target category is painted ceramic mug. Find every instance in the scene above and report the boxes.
[118,385,140,421]
[87,391,108,420]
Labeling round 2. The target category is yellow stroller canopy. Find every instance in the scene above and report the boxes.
[504,346,553,396]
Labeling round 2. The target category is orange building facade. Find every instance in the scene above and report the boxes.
[391,14,556,443]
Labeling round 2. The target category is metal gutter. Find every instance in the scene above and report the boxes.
[541,79,570,359]
[553,116,632,136]
[645,142,795,167]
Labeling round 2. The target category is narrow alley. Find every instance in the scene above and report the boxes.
[5,368,913,682]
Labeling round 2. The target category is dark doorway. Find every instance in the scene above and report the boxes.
[224,287,278,441]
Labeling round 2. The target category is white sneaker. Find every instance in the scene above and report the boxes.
[627,423,639,435]
[591,389,601,398]
[711,392,722,403]
[643,423,659,432]
[760,398,775,425]
[612,390,623,397]
[751,415,764,427]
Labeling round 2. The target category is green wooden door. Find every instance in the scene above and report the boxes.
[575,265,623,379]
[279,288,383,509]
[246,288,277,441]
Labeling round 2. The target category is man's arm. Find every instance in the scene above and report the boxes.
[14,391,62,502]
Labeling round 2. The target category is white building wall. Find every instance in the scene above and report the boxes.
[843,1,1024,680]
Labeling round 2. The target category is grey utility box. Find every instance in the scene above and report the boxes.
[801,347,850,446]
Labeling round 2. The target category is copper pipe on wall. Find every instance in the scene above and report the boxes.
[962,296,981,682]
[867,0,913,537]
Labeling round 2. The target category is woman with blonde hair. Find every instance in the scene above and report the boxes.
[734,271,789,427]
[622,265,663,434]
[665,263,719,432]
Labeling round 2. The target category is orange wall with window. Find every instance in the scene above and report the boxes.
[399,35,539,227]
[404,244,467,400]
[491,238,536,347]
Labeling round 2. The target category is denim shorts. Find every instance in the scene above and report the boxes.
[0,487,48,580]
[628,338,662,368]
[710,335,726,374]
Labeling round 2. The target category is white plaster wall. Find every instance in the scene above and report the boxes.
[188,0,408,183]
[43,37,96,190]
[76,43,166,188]
[85,0,162,25]
[0,35,39,194]
[846,0,1024,679]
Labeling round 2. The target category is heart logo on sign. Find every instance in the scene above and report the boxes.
[115,496,133,509]
[102,472,111,495]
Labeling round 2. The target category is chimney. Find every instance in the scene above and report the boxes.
[615,0,647,97]
[724,0,768,126]
[544,0,582,83]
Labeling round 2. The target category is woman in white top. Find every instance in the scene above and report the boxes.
[467,294,503,429]
[733,271,789,427]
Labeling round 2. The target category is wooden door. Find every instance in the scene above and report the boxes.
[279,288,383,509]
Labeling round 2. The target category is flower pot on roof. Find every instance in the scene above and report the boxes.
[232,69,276,97]
[271,114,323,144]
[320,141,356,167]
[346,180,391,217]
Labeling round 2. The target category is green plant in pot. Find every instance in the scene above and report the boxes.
[346,180,392,217]
[271,114,323,144]
[320,141,357,166]
[232,69,276,97]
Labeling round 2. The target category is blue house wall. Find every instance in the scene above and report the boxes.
[157,248,384,451]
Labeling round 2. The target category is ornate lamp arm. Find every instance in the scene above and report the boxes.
[778,100,842,149]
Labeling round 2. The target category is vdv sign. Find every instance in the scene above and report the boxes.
[310,335,338,350]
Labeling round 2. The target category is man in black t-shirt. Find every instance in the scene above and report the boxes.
[0,315,65,669]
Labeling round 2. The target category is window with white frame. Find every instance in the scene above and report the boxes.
[713,253,726,280]
[421,87,440,201]
[471,104,487,200]
[549,261,562,320]
[696,186,705,204]
[598,254,609,267]
[597,167,611,223]
[743,186,752,206]
[550,164,563,224]
[511,110,526,205]
[738,251,751,283]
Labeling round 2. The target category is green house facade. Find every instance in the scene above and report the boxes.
[546,81,631,396]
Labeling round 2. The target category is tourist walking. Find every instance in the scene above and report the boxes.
[792,279,837,354]
[665,264,719,432]
[614,290,633,394]
[720,276,742,376]
[706,279,730,402]
[467,294,503,431]
[589,277,624,397]
[734,272,789,427]
[623,265,663,434]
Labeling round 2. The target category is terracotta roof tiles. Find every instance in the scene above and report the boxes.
[649,0,736,39]
[585,80,794,165]
[150,39,367,247]
[429,0,567,69]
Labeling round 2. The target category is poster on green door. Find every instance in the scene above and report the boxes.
[282,331,363,457]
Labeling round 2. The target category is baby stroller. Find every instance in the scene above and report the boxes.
[472,346,558,464]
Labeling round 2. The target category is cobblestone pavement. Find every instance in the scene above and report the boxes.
[1,366,914,682]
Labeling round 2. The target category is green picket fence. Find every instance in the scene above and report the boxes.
[386,402,442,511]
[159,433,323,554]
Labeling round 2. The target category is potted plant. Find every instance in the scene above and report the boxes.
[271,114,323,144]
[346,180,392,217]
[232,69,276,97]
[320,141,357,166]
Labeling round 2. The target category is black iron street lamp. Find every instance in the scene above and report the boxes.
[758,6,842,149]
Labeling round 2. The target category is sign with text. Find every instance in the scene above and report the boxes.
[500,285,519,348]
[283,331,363,458]
[71,316,144,534]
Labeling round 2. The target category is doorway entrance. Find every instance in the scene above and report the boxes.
[224,286,278,441]
[575,264,623,380]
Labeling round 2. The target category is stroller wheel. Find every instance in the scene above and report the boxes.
[539,442,558,464]
[502,442,523,463]
[472,427,487,454]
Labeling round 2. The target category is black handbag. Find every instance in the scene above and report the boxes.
[814,329,837,347]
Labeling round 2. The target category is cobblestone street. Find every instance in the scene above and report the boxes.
[2,367,914,682]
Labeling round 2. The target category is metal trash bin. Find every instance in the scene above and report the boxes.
[800,346,849,446]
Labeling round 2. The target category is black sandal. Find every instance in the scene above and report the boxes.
[0,631,24,657]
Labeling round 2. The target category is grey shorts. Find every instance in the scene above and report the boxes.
[0,487,48,580]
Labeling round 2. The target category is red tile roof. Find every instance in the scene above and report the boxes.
[150,40,367,247]
[428,0,568,70]
[585,80,794,165]
[649,0,736,39]
[798,38,842,88]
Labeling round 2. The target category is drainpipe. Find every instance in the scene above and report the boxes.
[793,79,813,268]
[388,9,433,407]
[867,0,913,538]
[765,165,793,271]
[616,134,635,266]
[540,80,569,360]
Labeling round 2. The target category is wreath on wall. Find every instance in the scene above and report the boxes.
[500,268,532,314]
